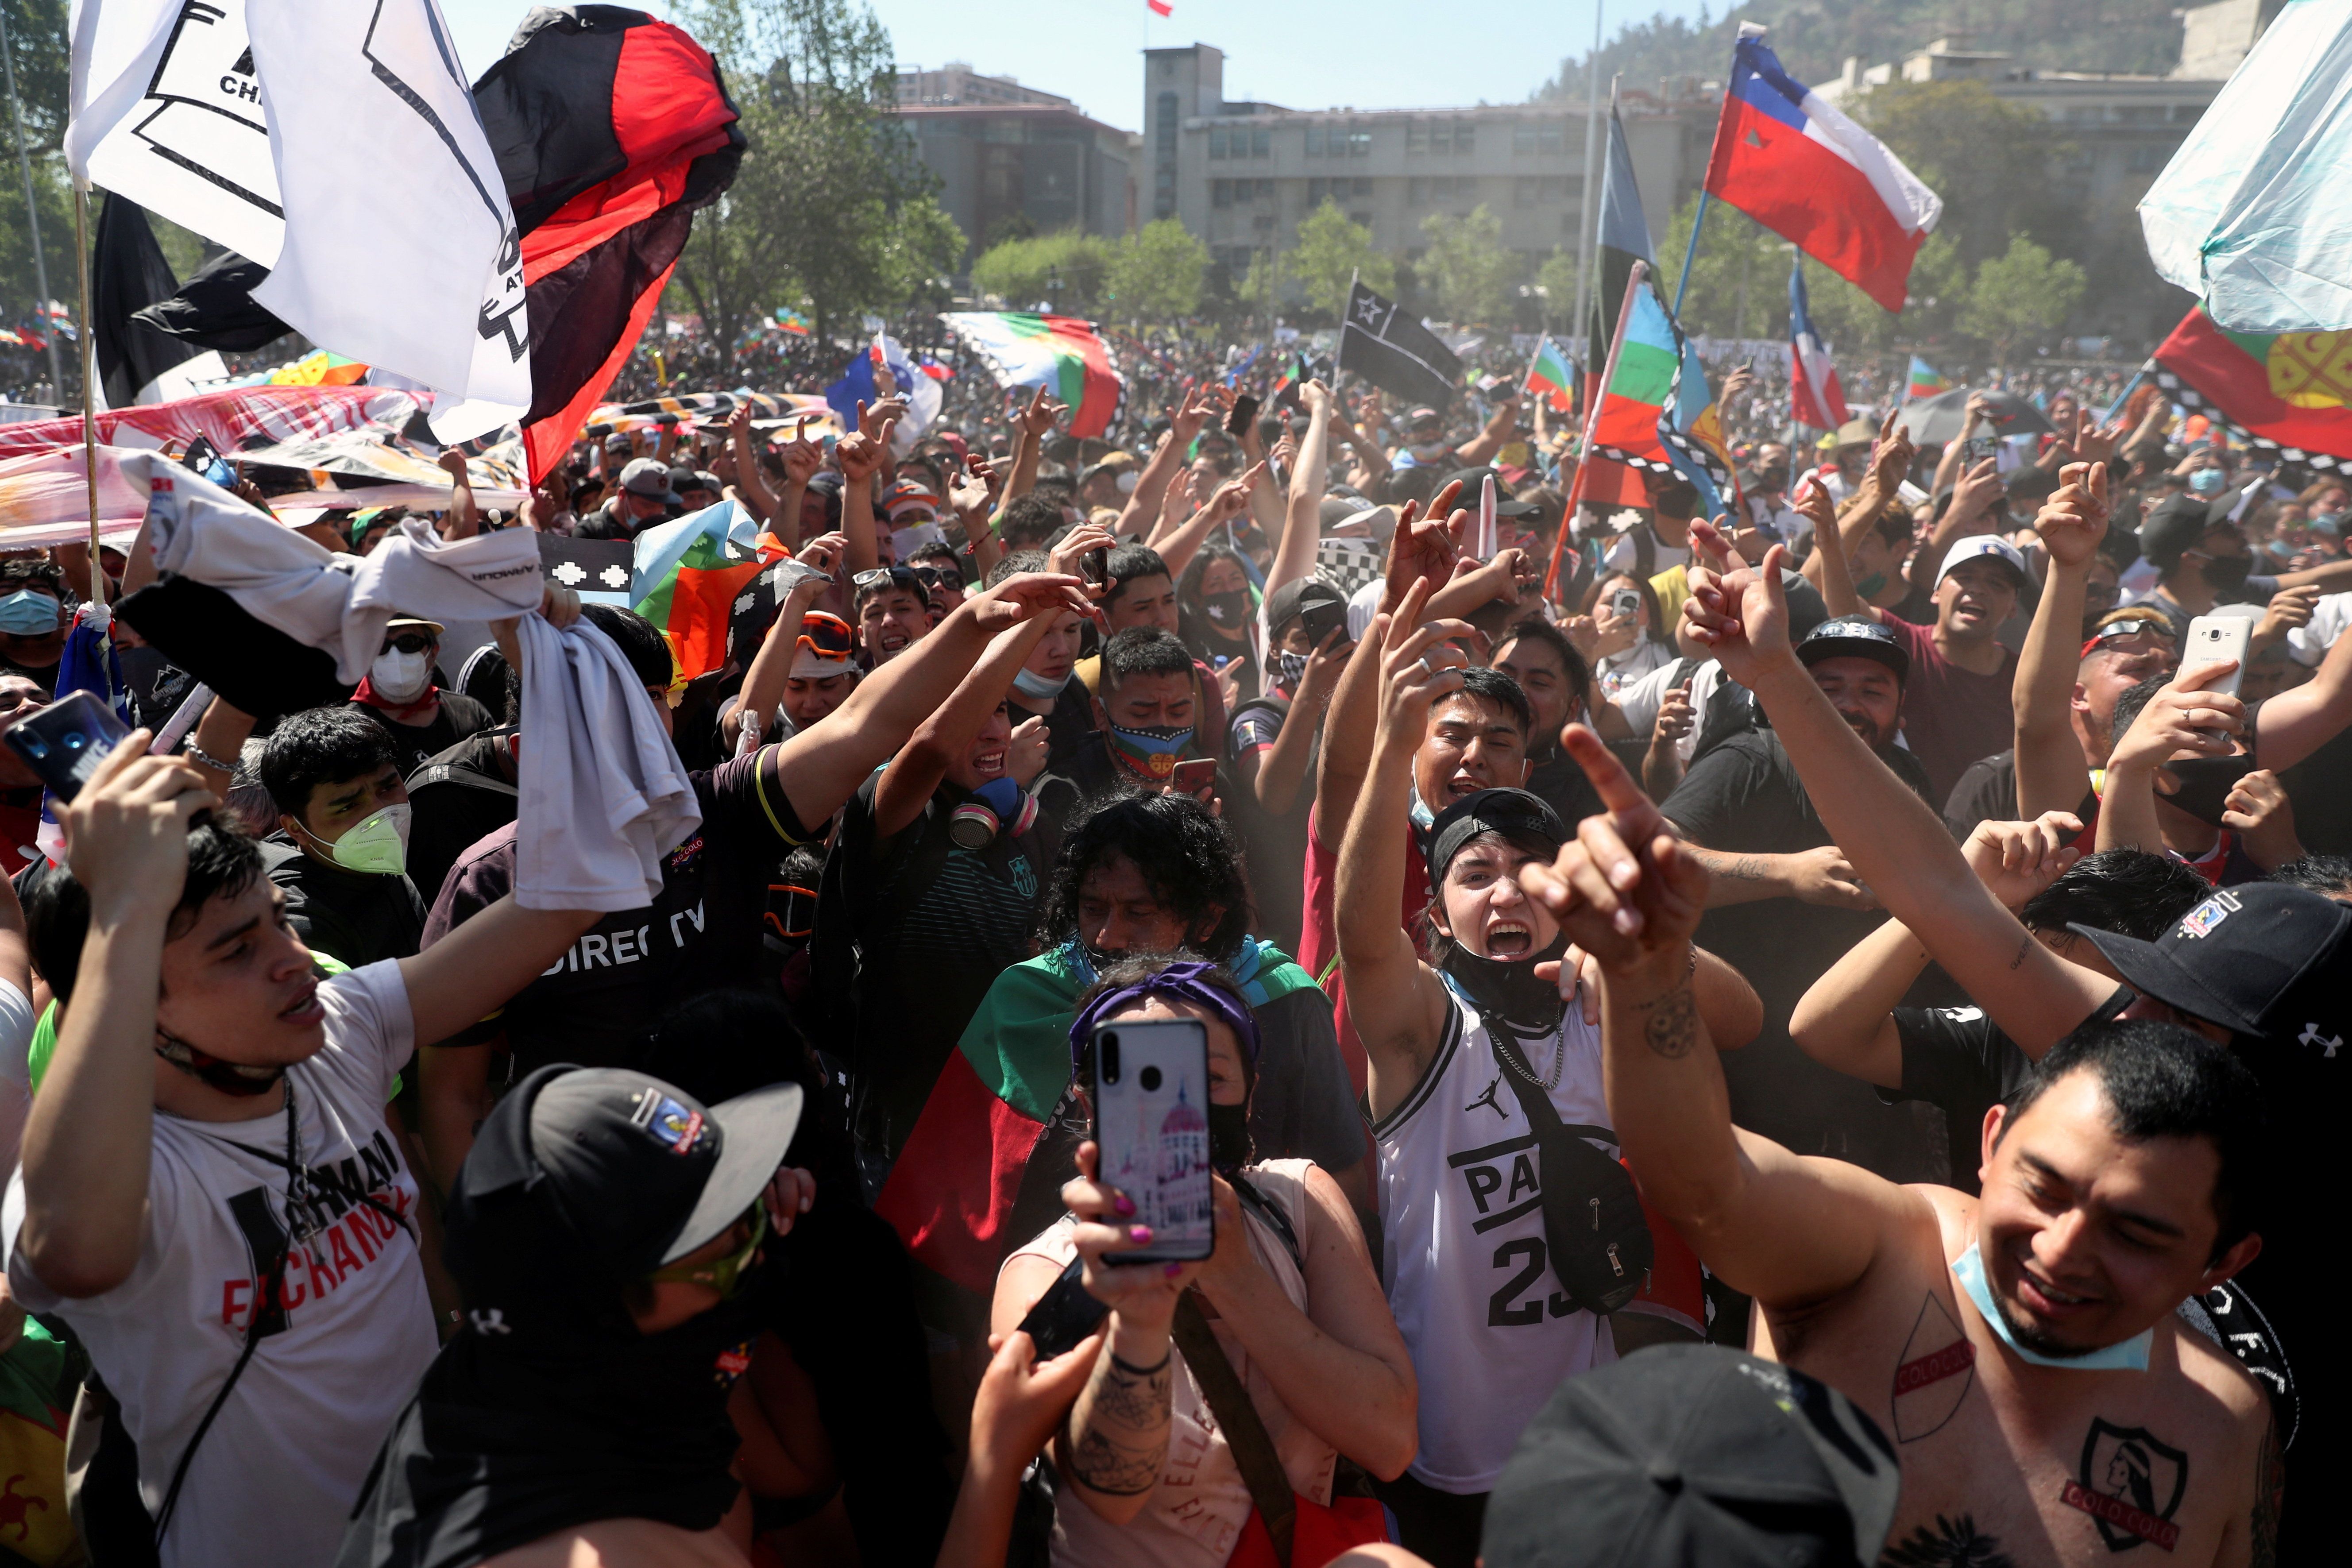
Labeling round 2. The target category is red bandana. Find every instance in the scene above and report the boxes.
[352,676,442,725]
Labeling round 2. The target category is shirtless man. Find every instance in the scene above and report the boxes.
[1524,725,2279,1567]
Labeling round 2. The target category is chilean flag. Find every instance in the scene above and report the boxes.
[1706,28,1942,312]
[1789,258,1848,431]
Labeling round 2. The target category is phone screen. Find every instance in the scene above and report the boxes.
[1090,1016,1215,1263]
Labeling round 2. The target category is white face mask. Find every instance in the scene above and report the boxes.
[371,647,433,702]
[305,803,413,877]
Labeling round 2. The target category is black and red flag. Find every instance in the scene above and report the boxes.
[471,5,745,484]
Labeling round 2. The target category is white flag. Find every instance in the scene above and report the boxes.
[67,0,284,262]
[244,0,530,427]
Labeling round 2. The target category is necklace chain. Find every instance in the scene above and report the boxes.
[1497,1017,1568,1092]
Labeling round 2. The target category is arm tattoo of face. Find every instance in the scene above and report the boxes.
[1879,1514,2017,1567]
[1065,1347,1173,1498]
[1637,983,1700,1059]
[2252,1414,2282,1568]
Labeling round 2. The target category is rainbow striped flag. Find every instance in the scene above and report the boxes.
[774,309,811,336]
[1907,355,1951,401]
[631,500,777,683]
[1525,335,1576,413]
[941,311,1126,438]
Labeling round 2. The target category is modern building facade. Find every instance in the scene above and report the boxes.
[894,63,1139,266]
[1142,43,1712,281]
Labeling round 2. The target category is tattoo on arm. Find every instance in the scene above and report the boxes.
[2008,936,2031,971]
[1880,1514,2016,1567]
[1064,1344,1173,1498]
[1636,983,1699,1059]
[2252,1414,2282,1568]
[1722,854,1773,882]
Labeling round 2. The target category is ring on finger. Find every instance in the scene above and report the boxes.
[1417,653,1438,676]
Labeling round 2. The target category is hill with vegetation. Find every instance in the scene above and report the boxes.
[1538,0,2193,100]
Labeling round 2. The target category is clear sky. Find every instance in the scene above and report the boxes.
[437,0,1715,132]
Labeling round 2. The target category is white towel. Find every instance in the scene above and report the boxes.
[131,453,544,682]
[514,615,702,911]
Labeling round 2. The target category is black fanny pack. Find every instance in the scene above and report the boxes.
[1491,1026,1654,1316]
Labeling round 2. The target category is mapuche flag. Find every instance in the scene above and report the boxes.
[1907,355,1952,401]
[1337,282,1463,412]
[941,312,1127,438]
[1524,335,1576,413]
[630,500,777,683]
[875,940,1320,1296]
[473,8,746,484]
[1586,104,1654,396]
[2144,305,2352,473]
[1704,29,1942,313]
[1585,283,1682,483]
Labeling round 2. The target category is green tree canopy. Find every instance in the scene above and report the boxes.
[1107,219,1209,321]
[1960,233,2086,355]
[971,230,1119,313]
[1290,199,1392,318]
[1417,204,1517,326]
[1856,81,2071,271]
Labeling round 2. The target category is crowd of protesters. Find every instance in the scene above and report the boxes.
[0,321,2345,1568]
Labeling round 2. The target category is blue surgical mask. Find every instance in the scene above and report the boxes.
[1950,1244,2152,1372]
[0,590,60,635]
[1012,666,1071,701]
[2188,468,2227,497]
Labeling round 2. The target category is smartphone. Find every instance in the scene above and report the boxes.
[1015,1255,1111,1361]
[1171,756,1218,797]
[1082,546,1109,588]
[1089,1014,1215,1263]
[4,690,131,802]
[1610,588,1643,618]
[180,434,234,489]
[1226,393,1260,439]
[1299,597,1349,650]
[1962,435,1998,465]
[2181,614,2253,702]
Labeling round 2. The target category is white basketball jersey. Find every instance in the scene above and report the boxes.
[1375,988,1618,1494]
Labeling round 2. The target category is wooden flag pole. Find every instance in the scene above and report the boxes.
[1546,259,1648,606]
[73,180,104,608]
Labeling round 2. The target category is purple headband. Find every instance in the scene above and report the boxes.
[1068,961,1261,1074]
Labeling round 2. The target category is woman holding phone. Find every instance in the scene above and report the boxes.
[990,959,1415,1568]
[1575,571,1673,696]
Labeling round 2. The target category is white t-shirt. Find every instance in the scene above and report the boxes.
[2288,590,2352,668]
[1612,656,1728,766]
[3,961,437,1568]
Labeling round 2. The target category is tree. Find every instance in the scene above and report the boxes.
[1290,199,1392,318]
[1108,219,1208,322]
[1534,247,1581,332]
[1857,81,2070,271]
[1959,233,2086,356]
[670,0,943,355]
[875,193,966,314]
[970,231,1118,312]
[1417,204,1517,326]
[1656,194,1786,340]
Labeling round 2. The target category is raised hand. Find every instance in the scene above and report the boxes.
[967,1328,1103,1487]
[1520,726,1709,968]
[1680,520,1793,686]
[1008,714,1051,789]
[1373,582,1477,738]
[1949,457,2006,527]
[59,735,218,924]
[2109,662,2245,773]
[1203,460,1266,522]
[858,395,910,443]
[776,415,824,486]
[1865,407,1914,496]
[2031,460,2110,568]
[792,531,847,584]
[1382,481,1467,609]
[968,570,1102,633]
[1017,384,1070,438]
[837,426,892,484]
[1962,811,2085,910]
[1047,522,1117,582]
[2221,769,2302,868]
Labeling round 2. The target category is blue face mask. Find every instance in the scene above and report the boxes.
[2188,468,2227,497]
[1950,1243,2152,1372]
[1011,666,1071,701]
[0,590,59,635]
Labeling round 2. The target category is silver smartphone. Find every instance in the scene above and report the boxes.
[1090,1015,1216,1263]
[2181,614,2253,702]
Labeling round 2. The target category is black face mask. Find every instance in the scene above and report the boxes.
[2200,554,2252,597]
[117,644,170,704]
[1441,932,1570,1036]
[2161,754,2255,827]
[1203,589,1250,631]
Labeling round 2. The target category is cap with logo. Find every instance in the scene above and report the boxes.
[881,477,939,521]
[618,457,680,504]
[1482,1344,1900,1568]
[1797,617,1910,684]
[2073,883,2350,1043]
[1935,533,2029,588]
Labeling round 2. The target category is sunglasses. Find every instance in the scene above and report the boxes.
[383,633,436,656]
[645,1203,768,1299]
[2081,618,2172,657]
[851,566,919,594]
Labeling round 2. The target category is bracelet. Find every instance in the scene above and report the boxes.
[183,742,236,774]
[1109,1346,1172,1378]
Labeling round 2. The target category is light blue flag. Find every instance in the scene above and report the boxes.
[2139,0,2352,333]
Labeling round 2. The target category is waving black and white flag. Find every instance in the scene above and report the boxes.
[1336,281,1463,411]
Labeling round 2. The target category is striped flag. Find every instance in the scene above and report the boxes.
[1524,335,1575,413]
[1789,259,1848,430]
[1906,355,1950,402]
[630,500,778,683]
[941,311,1126,438]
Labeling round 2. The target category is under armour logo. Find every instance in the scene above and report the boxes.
[1464,1075,1509,1120]
[2299,1022,2342,1058]
[469,1308,511,1336]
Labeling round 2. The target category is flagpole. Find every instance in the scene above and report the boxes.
[0,7,60,400]
[1546,258,1647,605]
[1670,190,1711,321]
[2100,366,2148,427]
[72,182,104,608]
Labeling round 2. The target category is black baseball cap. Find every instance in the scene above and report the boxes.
[2073,883,2351,1040]
[452,1065,804,1283]
[1263,575,1348,637]
[1797,617,1909,684]
[1426,787,1566,888]
[2138,492,2228,572]
[1483,1345,1900,1568]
